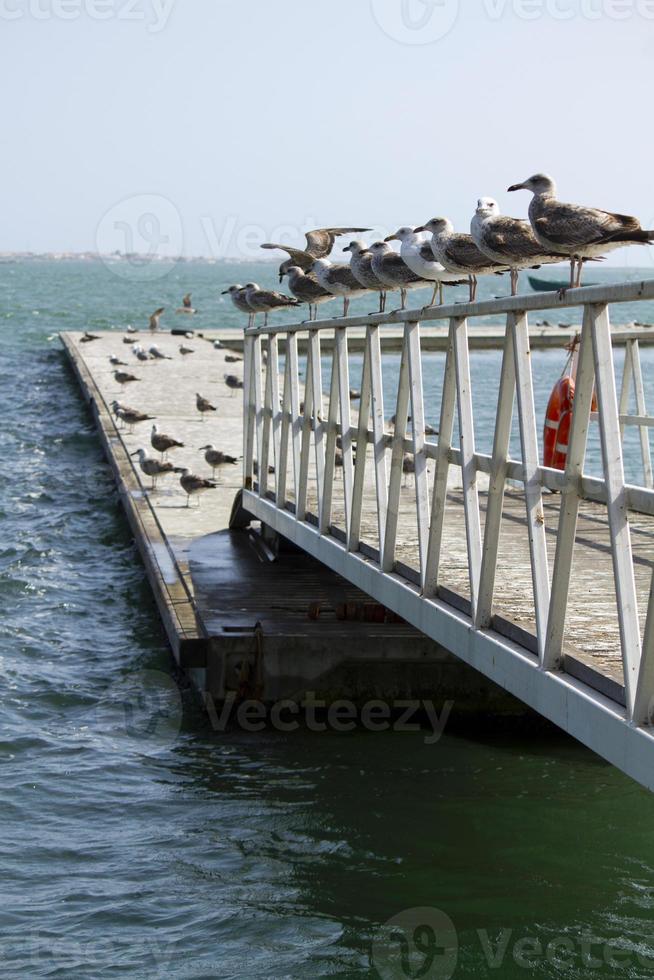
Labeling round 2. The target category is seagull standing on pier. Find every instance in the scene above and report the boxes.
[224,374,244,395]
[342,241,389,313]
[198,445,238,477]
[111,401,154,431]
[151,424,184,460]
[384,228,466,305]
[113,369,140,388]
[282,266,334,321]
[149,344,172,360]
[369,241,430,310]
[507,173,654,288]
[470,198,566,295]
[222,285,256,328]
[178,469,218,507]
[130,448,180,490]
[415,218,507,301]
[262,227,371,281]
[109,355,128,366]
[196,392,217,420]
[149,307,165,332]
[243,283,299,326]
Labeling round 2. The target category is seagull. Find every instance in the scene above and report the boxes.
[149,307,165,332]
[309,258,369,317]
[80,331,100,343]
[126,324,137,334]
[282,266,334,321]
[415,218,507,301]
[369,241,431,310]
[151,424,184,460]
[471,198,567,295]
[149,344,172,360]
[384,227,467,305]
[111,401,154,431]
[113,369,140,387]
[132,344,151,362]
[178,469,218,507]
[123,336,137,344]
[222,285,255,327]
[224,374,244,395]
[224,354,243,363]
[130,448,180,490]
[109,355,128,366]
[179,343,195,355]
[176,293,197,314]
[243,283,299,326]
[198,444,238,477]
[196,392,217,420]
[262,227,371,281]
[507,173,654,288]
[342,240,389,313]
[402,453,415,486]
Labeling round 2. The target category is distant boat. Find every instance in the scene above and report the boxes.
[528,274,597,292]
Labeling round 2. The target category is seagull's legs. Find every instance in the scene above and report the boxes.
[343,296,350,317]
[400,288,407,310]
[381,291,387,313]
[510,269,518,295]
[429,283,438,306]
[264,312,269,327]
[468,276,478,302]
[575,258,583,288]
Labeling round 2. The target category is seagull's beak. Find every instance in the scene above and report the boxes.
[130,451,138,457]
[413,225,426,233]
[199,445,209,450]
[342,245,351,253]
[384,234,398,243]
[507,182,526,192]
[221,289,229,294]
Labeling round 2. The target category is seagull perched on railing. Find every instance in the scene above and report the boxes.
[369,241,431,310]
[342,241,389,313]
[244,283,299,326]
[282,266,334,321]
[199,444,238,477]
[151,424,184,460]
[508,173,654,288]
[470,198,567,295]
[415,218,507,302]
[148,307,165,332]
[384,227,467,305]
[130,448,181,490]
[222,284,255,327]
[307,258,369,317]
[262,227,371,281]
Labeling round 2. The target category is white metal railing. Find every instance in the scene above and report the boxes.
[240,280,654,784]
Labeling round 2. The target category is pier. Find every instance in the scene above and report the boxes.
[63,279,654,792]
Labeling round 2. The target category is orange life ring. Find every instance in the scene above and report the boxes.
[543,375,574,467]
[552,408,572,470]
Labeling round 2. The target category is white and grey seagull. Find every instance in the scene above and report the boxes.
[415,217,507,301]
[198,444,238,478]
[151,424,184,460]
[470,198,566,295]
[384,227,467,305]
[130,447,180,490]
[508,173,654,288]
[262,227,371,281]
[222,284,255,327]
[342,240,389,313]
[310,258,370,317]
[178,469,218,507]
[282,266,335,321]
[369,241,431,310]
[176,293,197,314]
[243,283,300,326]
[148,307,165,332]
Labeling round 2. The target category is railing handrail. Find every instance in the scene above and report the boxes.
[244,277,654,335]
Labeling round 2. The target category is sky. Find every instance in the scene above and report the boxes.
[2,0,653,264]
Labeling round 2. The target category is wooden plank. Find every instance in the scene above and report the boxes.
[511,311,550,661]
[423,320,457,597]
[453,316,482,621]
[475,323,516,629]
[591,303,641,715]
[543,308,594,669]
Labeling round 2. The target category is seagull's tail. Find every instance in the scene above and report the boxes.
[610,229,654,244]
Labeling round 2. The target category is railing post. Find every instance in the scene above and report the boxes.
[288,332,302,504]
[320,342,340,534]
[406,321,430,588]
[453,316,482,621]
[382,327,411,572]
[242,333,255,491]
[336,327,354,541]
[276,335,291,508]
[348,330,372,553]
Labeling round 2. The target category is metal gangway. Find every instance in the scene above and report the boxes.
[240,280,654,791]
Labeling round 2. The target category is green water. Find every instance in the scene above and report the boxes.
[1,259,654,979]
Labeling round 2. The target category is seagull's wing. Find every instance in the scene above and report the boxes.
[448,234,498,269]
[258,290,299,307]
[305,227,372,258]
[419,241,440,264]
[483,217,552,260]
[328,265,364,290]
[383,252,424,283]
[152,307,165,316]
[261,243,315,270]
[534,202,642,247]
